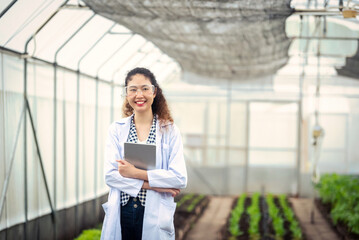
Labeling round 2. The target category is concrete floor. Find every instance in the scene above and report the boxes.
[185,196,234,240]
[290,198,340,240]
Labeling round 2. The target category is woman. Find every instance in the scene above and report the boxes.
[101,67,187,240]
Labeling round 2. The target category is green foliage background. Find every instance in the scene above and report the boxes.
[315,173,359,234]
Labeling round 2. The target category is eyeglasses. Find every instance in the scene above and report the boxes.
[125,84,155,96]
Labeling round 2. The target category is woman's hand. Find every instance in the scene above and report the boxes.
[117,160,149,180]
[117,159,137,178]
[142,181,180,197]
[152,187,181,197]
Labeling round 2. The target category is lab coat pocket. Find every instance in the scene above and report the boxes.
[102,202,109,214]
[158,199,176,235]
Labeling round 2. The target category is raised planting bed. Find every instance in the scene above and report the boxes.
[174,193,210,240]
[315,173,359,240]
[222,193,303,240]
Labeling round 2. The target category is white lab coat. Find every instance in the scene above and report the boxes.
[101,115,187,240]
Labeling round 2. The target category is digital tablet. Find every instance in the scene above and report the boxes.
[124,142,156,170]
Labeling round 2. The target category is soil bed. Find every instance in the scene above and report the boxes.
[223,195,305,240]
[174,194,209,240]
[315,198,359,240]
[274,198,292,240]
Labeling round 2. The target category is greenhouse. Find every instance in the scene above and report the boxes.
[0,0,359,239]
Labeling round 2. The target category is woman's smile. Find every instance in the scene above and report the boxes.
[135,99,147,107]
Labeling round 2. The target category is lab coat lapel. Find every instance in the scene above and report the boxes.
[155,119,163,169]
[117,115,132,159]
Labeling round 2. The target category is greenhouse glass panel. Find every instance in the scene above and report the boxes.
[0,0,63,51]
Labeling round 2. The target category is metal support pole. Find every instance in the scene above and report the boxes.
[53,62,57,240]
[290,36,359,41]
[0,0,17,18]
[224,79,232,194]
[0,53,5,226]
[25,97,55,220]
[244,101,250,193]
[75,70,80,234]
[216,102,221,168]
[62,68,68,233]
[296,99,302,197]
[23,57,28,240]
[295,15,306,197]
[202,102,208,166]
[94,78,99,215]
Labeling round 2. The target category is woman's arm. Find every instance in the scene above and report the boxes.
[104,123,144,197]
[142,181,180,197]
[147,125,187,189]
[116,159,181,197]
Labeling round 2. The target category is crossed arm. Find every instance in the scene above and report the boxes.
[117,159,181,197]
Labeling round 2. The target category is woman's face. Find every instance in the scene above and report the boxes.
[126,74,156,114]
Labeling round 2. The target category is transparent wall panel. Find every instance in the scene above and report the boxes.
[113,87,123,121]
[249,151,296,167]
[56,99,65,210]
[348,98,359,173]
[63,71,77,207]
[0,69,4,230]
[56,68,68,210]
[79,76,96,202]
[185,165,225,195]
[229,102,247,147]
[0,54,25,230]
[5,133,25,228]
[97,82,111,196]
[247,167,297,195]
[249,102,298,149]
[183,148,203,166]
[228,149,246,166]
[228,166,246,195]
[170,100,206,141]
[206,101,227,147]
[248,102,298,194]
[320,114,347,149]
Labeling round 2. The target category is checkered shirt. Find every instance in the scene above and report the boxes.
[120,115,156,207]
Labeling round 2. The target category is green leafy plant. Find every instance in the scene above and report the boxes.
[247,192,261,239]
[74,229,101,240]
[176,193,194,207]
[228,194,246,237]
[266,194,285,239]
[278,194,302,240]
[315,174,359,234]
[186,194,205,212]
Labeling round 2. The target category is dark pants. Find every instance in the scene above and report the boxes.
[121,197,145,240]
